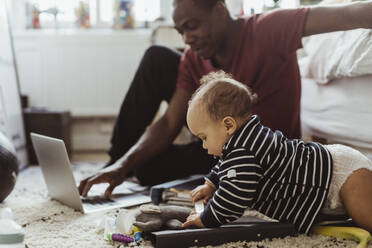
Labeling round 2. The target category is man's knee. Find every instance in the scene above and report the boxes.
[143,45,175,62]
[134,165,161,186]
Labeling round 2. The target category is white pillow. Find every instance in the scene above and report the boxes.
[300,29,372,84]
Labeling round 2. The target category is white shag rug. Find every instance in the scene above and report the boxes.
[1,163,370,248]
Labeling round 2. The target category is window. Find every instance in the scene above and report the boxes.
[242,0,298,15]
[28,0,160,28]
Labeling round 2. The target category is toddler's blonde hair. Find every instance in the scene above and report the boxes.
[189,70,257,121]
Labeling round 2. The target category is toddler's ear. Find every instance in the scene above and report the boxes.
[222,116,237,135]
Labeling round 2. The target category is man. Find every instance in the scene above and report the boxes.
[79,0,372,198]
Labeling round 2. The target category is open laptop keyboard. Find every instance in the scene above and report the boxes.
[77,180,150,210]
[81,196,114,204]
[81,197,117,212]
[81,196,117,211]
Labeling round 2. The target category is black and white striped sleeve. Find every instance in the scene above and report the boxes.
[200,148,262,227]
[205,162,220,188]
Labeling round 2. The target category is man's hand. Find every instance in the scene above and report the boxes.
[190,182,216,204]
[78,88,191,199]
[78,162,126,198]
[182,212,204,228]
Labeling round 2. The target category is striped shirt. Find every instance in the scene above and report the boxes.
[200,115,332,233]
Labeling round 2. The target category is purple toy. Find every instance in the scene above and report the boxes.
[107,233,134,244]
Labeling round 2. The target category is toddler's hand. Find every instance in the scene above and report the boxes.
[182,212,204,228]
[190,182,216,204]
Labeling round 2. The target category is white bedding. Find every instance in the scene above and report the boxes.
[301,76,372,160]
[300,29,372,83]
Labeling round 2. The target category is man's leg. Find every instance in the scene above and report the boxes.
[135,140,217,186]
[108,45,182,165]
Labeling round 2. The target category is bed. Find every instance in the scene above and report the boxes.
[299,28,372,160]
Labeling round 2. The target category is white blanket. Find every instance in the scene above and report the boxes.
[300,29,372,83]
[301,76,372,160]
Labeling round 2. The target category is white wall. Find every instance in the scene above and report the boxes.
[14,29,151,117]
[13,29,152,151]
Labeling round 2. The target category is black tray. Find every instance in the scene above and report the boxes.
[149,216,296,248]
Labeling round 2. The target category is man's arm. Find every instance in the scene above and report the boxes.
[304,1,372,36]
[117,87,191,176]
[79,87,192,197]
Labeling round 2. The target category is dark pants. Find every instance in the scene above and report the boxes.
[108,45,216,186]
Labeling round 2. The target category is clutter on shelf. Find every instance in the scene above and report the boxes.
[75,0,90,28]
[113,0,135,29]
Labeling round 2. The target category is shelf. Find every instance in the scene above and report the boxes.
[13,28,152,38]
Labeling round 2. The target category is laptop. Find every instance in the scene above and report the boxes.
[30,132,151,213]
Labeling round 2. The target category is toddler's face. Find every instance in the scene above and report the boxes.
[187,105,230,157]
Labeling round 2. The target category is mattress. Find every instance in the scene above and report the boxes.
[301,75,372,160]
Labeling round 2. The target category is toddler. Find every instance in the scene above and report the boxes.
[183,71,372,233]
